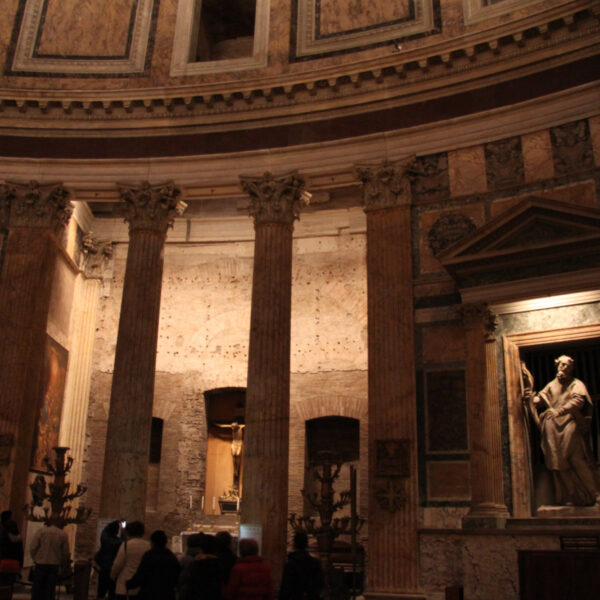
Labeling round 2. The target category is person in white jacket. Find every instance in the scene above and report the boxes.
[110,521,150,600]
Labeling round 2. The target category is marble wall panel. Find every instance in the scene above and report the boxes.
[426,460,470,500]
[521,130,554,183]
[424,369,468,453]
[421,323,466,363]
[448,146,488,197]
[418,203,485,274]
[318,0,412,35]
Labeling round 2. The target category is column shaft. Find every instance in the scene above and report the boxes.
[463,306,508,519]
[0,228,59,517]
[100,230,166,520]
[366,207,420,595]
[242,221,293,580]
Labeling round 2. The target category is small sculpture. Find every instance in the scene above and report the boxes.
[522,356,600,506]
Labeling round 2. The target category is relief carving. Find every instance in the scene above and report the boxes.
[240,171,310,225]
[550,120,594,175]
[374,439,410,512]
[81,232,114,280]
[485,136,524,190]
[427,213,476,255]
[409,153,450,203]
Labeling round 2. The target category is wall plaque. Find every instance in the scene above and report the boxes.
[375,439,410,478]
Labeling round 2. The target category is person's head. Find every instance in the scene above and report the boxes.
[150,530,168,548]
[0,511,11,525]
[186,533,205,555]
[200,534,218,555]
[555,355,574,382]
[215,531,232,551]
[126,521,145,538]
[105,520,120,537]
[293,532,308,551]
[238,538,259,558]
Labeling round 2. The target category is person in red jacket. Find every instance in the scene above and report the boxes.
[223,538,272,600]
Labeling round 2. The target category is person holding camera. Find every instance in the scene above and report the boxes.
[110,521,149,600]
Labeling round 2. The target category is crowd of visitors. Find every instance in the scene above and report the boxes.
[0,512,325,600]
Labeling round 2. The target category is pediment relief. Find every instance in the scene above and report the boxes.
[438,197,600,291]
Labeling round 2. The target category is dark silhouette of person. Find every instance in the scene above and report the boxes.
[223,538,271,600]
[179,534,224,600]
[215,531,237,584]
[94,520,122,599]
[126,530,180,600]
[278,533,323,600]
[0,510,24,586]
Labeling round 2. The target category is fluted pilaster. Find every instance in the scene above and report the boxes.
[0,181,72,519]
[100,182,183,521]
[240,171,308,585]
[460,303,508,520]
[355,160,423,599]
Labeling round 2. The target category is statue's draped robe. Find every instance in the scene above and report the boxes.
[538,377,600,505]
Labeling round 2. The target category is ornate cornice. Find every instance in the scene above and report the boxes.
[4,180,71,235]
[240,171,310,225]
[0,5,596,130]
[118,182,186,234]
[354,157,415,212]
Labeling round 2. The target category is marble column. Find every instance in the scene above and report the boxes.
[239,171,309,584]
[60,236,113,504]
[0,181,72,519]
[460,303,508,522]
[354,160,424,599]
[100,182,183,521]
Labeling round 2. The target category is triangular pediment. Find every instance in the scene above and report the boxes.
[438,197,600,292]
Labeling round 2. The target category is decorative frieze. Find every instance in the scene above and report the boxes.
[485,136,524,190]
[410,153,450,204]
[118,182,185,234]
[4,181,71,236]
[428,213,477,256]
[240,171,310,225]
[354,157,415,211]
[550,120,595,175]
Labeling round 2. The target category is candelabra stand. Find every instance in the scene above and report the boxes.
[25,446,91,527]
[289,453,364,600]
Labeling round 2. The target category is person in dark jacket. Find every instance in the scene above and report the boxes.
[223,538,271,600]
[179,534,224,600]
[278,533,323,600]
[94,520,122,599]
[126,530,180,600]
[215,531,237,584]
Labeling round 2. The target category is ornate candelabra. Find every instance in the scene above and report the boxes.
[289,452,364,599]
[25,446,91,527]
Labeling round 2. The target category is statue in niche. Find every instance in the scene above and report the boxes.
[522,355,600,506]
[213,421,245,493]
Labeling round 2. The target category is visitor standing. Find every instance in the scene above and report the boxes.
[94,520,122,599]
[110,521,149,600]
[223,538,271,600]
[278,532,323,600]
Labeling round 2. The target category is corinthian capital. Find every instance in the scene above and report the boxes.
[118,182,186,234]
[5,180,72,235]
[354,157,415,212]
[240,171,310,225]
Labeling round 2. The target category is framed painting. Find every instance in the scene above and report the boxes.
[31,335,68,472]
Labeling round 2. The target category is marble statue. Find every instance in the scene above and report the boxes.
[522,355,600,506]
